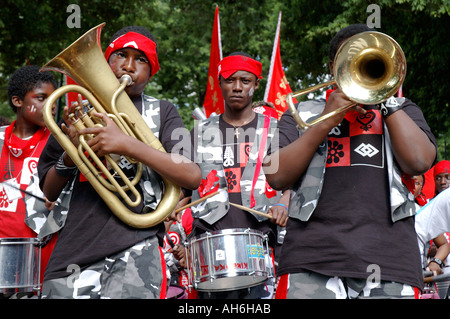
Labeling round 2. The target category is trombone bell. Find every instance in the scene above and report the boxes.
[288,31,406,130]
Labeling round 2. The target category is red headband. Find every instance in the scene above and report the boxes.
[218,55,263,80]
[104,31,160,78]
[434,160,450,177]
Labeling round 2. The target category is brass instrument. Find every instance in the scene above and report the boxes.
[41,23,180,228]
[287,31,406,129]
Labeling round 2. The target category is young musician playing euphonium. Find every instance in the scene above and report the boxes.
[37,26,200,299]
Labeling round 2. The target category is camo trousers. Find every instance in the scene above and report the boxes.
[276,272,417,299]
[42,236,168,299]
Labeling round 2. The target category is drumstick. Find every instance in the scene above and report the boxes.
[424,272,450,283]
[174,190,272,219]
[229,202,272,219]
[1,181,46,202]
[174,191,220,213]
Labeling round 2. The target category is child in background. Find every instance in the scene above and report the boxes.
[1,65,58,297]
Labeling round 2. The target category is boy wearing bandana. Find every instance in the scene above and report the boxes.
[264,24,437,298]
[415,161,450,297]
[0,65,57,295]
[37,26,200,299]
[433,160,450,196]
[188,53,289,299]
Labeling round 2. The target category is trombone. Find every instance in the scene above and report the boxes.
[287,31,406,130]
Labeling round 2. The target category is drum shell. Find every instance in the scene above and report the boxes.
[187,228,269,291]
[0,238,41,293]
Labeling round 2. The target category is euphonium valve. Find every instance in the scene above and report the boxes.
[287,31,406,130]
[40,23,180,228]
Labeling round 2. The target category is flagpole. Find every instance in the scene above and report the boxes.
[217,6,223,61]
[215,5,223,113]
[264,11,282,102]
[397,84,403,97]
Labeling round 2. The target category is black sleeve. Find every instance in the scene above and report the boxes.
[37,122,66,190]
[267,107,300,155]
[158,100,194,162]
[401,98,437,148]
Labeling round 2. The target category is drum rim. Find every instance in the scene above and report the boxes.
[189,227,264,242]
[0,237,41,245]
[194,272,268,291]
[0,283,42,290]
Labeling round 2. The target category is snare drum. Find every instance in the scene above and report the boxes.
[186,228,271,291]
[0,238,41,294]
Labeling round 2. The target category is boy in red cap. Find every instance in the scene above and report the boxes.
[37,26,201,299]
[187,52,289,299]
[433,160,450,195]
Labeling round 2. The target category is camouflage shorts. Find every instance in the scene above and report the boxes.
[42,236,168,299]
[276,272,416,299]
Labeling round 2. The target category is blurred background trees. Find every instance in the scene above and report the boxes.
[0,0,448,159]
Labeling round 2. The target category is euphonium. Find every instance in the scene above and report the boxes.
[287,31,406,129]
[40,23,180,228]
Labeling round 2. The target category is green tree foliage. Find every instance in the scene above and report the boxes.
[0,0,448,158]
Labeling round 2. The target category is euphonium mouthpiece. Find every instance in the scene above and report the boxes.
[120,74,133,86]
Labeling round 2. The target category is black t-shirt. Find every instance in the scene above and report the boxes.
[38,96,192,280]
[276,99,436,289]
[190,115,277,245]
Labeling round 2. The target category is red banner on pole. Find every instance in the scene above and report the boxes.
[203,5,224,117]
[65,75,79,106]
[397,84,403,97]
[264,12,296,120]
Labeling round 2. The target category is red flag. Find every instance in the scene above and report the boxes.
[264,12,296,120]
[65,75,79,106]
[397,84,403,97]
[422,165,436,199]
[203,5,224,117]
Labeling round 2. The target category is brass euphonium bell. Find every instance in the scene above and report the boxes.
[287,31,407,129]
[40,23,180,228]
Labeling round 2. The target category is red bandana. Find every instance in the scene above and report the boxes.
[434,160,450,177]
[104,31,160,78]
[218,55,263,80]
